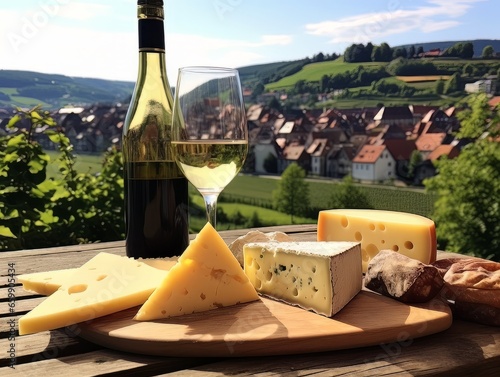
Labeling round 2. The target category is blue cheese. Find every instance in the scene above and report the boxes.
[243,241,362,317]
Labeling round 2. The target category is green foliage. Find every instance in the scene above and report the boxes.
[408,150,423,178]
[425,140,500,260]
[434,79,445,95]
[456,93,495,139]
[328,175,373,209]
[386,58,438,76]
[272,163,310,223]
[0,107,124,251]
[444,72,462,94]
[481,45,495,59]
[425,95,500,260]
[443,42,474,59]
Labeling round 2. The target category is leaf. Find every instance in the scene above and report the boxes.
[7,134,25,147]
[48,133,62,144]
[0,226,17,238]
[31,111,42,120]
[28,159,45,174]
[6,115,20,129]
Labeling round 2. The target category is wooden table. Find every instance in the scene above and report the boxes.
[1,225,499,376]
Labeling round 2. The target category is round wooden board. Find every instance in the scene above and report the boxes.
[77,291,452,357]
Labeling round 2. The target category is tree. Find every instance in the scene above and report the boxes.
[481,45,495,59]
[320,74,330,92]
[272,163,310,223]
[379,42,393,62]
[408,45,416,58]
[251,82,265,99]
[424,94,500,260]
[328,175,372,209]
[455,93,493,139]
[462,63,474,77]
[444,72,461,94]
[416,46,424,56]
[0,107,125,251]
[408,150,423,178]
[371,46,382,62]
[434,79,445,95]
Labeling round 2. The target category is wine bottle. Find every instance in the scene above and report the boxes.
[122,0,189,258]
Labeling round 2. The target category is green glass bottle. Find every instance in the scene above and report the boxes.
[122,0,189,258]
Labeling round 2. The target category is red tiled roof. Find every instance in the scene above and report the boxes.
[306,138,329,156]
[489,96,500,109]
[415,133,446,152]
[283,144,305,160]
[428,144,460,161]
[353,145,386,163]
[384,139,417,160]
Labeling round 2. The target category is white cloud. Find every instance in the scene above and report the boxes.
[305,0,487,44]
[58,2,112,21]
[166,34,292,82]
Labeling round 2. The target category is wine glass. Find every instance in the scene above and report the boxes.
[171,66,248,228]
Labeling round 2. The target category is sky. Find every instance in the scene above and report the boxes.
[0,0,499,84]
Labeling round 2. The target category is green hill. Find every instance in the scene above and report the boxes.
[0,70,134,110]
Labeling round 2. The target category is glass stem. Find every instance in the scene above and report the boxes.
[203,193,219,228]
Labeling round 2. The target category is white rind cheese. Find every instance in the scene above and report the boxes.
[243,241,362,317]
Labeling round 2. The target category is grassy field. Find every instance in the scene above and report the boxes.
[266,58,387,91]
[224,175,436,218]
[43,152,436,230]
[0,87,53,108]
[45,151,104,178]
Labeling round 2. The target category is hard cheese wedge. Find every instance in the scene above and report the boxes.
[243,241,362,317]
[18,268,77,295]
[18,258,178,296]
[18,253,170,335]
[317,209,437,272]
[135,222,259,321]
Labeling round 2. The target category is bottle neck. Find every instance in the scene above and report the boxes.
[137,1,165,52]
[138,18,165,52]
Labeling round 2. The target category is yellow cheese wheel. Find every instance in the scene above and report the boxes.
[317,209,437,272]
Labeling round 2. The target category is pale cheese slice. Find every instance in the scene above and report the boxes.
[18,268,77,295]
[18,252,170,335]
[244,241,362,317]
[135,222,259,321]
[17,258,178,296]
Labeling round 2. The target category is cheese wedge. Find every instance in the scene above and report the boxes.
[243,241,362,317]
[317,209,437,272]
[18,253,170,335]
[17,258,178,296]
[135,222,259,321]
[18,268,77,295]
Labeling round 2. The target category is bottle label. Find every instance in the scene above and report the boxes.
[139,19,165,51]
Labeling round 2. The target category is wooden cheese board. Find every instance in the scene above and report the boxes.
[77,290,452,357]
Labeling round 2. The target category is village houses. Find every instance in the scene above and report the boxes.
[2,97,499,185]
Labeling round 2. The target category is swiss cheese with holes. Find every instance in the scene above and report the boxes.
[18,253,169,335]
[317,209,437,272]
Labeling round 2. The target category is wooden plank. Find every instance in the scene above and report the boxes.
[0,330,100,368]
[0,349,218,376]
[0,297,45,317]
[158,320,500,377]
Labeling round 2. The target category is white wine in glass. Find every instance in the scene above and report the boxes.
[172,67,248,228]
